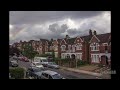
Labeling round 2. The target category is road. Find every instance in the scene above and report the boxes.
[9,58,101,79]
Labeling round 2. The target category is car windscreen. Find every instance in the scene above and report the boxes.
[35,63,42,65]
[49,62,56,65]
[52,74,63,79]
[41,59,47,62]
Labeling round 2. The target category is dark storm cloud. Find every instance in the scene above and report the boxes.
[49,23,68,33]
[9,11,111,44]
[10,11,104,25]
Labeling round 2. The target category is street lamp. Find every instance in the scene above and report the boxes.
[76,59,77,68]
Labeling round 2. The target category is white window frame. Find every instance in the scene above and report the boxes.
[72,45,75,52]
[61,53,65,59]
[91,54,99,63]
[68,45,71,50]
[76,54,82,60]
[50,46,53,50]
[90,43,99,51]
[76,43,82,50]
[61,45,66,51]
[45,46,48,51]
[54,45,58,51]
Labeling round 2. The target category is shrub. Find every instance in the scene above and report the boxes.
[77,60,88,66]
[9,67,25,79]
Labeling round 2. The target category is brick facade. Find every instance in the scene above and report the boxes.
[11,30,111,65]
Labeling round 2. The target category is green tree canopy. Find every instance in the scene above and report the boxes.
[22,44,38,60]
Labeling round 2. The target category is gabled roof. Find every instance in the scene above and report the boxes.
[40,39,49,44]
[96,33,110,43]
[57,39,62,44]
[66,38,76,44]
[81,35,90,42]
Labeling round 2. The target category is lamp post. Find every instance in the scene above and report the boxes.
[76,59,77,68]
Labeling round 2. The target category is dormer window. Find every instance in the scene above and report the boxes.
[90,43,99,51]
[61,45,66,51]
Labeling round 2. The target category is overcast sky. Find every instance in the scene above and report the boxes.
[9,11,111,44]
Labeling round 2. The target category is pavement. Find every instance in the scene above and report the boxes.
[60,66,102,77]
[60,66,111,79]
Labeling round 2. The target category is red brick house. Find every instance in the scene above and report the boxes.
[11,29,111,66]
[89,30,111,66]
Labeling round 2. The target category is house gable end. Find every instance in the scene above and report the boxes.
[60,39,67,45]
[89,35,100,43]
[74,36,83,44]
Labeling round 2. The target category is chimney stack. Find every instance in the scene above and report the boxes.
[93,30,97,35]
[66,35,70,39]
[89,29,92,36]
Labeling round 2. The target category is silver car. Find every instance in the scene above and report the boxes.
[10,60,18,67]
[40,70,64,79]
[47,62,59,69]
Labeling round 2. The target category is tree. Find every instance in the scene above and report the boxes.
[52,50,55,61]
[9,46,21,56]
[22,44,38,62]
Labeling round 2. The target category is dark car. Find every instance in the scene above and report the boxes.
[26,67,45,79]
[9,60,18,67]
[47,62,59,69]
[47,56,53,62]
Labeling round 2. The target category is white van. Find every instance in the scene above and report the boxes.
[34,57,48,65]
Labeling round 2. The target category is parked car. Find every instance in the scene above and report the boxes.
[19,56,29,62]
[26,67,45,79]
[18,57,23,60]
[40,70,65,79]
[47,62,59,69]
[22,57,29,62]
[9,60,18,67]
[30,62,44,68]
[12,55,18,60]
[47,56,53,62]
[34,57,48,66]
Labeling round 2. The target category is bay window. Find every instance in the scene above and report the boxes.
[90,43,99,51]
[76,43,82,50]
[61,45,66,51]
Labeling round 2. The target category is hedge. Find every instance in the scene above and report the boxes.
[9,67,25,79]
[77,60,88,66]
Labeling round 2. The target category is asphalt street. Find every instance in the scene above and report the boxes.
[9,57,101,79]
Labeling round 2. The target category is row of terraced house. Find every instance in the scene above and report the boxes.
[11,30,111,66]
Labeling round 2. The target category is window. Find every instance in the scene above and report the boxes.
[61,54,65,59]
[72,45,75,52]
[49,75,53,79]
[44,73,48,78]
[50,46,53,50]
[76,54,82,60]
[68,45,71,50]
[45,46,48,51]
[90,43,99,51]
[76,43,82,50]
[67,54,70,58]
[91,54,99,63]
[61,45,66,51]
[54,45,58,51]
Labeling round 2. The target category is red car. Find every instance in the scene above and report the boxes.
[22,57,29,62]
[19,56,29,62]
